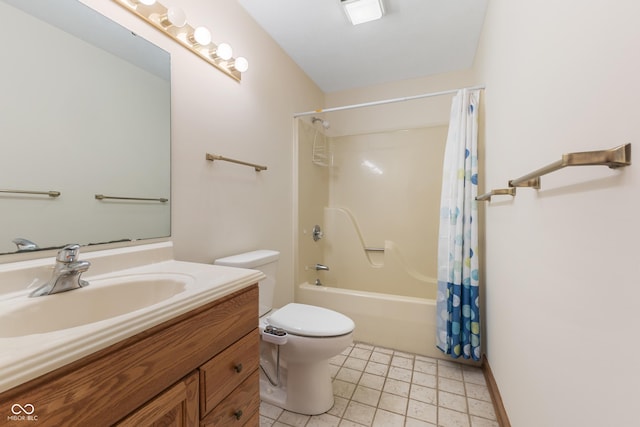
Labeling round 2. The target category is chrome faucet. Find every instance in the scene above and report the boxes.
[13,237,39,251]
[313,264,328,286]
[30,244,91,297]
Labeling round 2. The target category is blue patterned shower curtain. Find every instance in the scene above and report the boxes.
[436,89,481,361]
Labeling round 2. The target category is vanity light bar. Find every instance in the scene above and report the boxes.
[113,0,249,82]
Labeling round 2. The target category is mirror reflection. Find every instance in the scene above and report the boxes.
[0,0,171,255]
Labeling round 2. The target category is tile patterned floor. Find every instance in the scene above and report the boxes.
[259,342,498,427]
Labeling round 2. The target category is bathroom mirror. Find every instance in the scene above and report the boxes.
[0,0,171,255]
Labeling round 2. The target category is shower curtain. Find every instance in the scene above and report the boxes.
[436,88,481,361]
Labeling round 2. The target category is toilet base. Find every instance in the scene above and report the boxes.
[259,360,334,415]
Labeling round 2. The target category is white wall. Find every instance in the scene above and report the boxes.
[79,0,324,309]
[474,1,640,425]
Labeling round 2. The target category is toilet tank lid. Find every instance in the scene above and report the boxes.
[214,250,280,268]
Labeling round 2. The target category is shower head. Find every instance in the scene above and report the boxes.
[311,116,330,129]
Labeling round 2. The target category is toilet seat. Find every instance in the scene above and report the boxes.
[267,303,354,337]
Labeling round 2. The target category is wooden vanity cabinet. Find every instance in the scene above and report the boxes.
[0,285,260,427]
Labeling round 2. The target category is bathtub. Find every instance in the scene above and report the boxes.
[297,282,441,358]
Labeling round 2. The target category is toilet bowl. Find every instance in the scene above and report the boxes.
[214,251,355,415]
[260,303,353,414]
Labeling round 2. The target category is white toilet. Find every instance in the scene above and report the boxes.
[214,250,355,415]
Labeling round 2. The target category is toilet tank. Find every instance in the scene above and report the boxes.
[214,250,279,317]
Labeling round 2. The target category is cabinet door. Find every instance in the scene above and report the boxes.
[116,372,198,427]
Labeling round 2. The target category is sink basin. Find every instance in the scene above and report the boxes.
[0,273,193,337]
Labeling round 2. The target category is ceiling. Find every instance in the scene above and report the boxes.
[237,0,488,93]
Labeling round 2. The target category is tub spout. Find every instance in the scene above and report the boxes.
[315,263,329,271]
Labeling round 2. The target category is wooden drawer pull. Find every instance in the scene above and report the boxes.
[234,409,243,420]
[234,363,243,373]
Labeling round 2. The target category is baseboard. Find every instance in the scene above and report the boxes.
[482,355,511,427]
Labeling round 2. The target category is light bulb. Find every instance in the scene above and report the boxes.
[233,57,249,73]
[190,26,211,46]
[161,7,187,28]
[215,43,233,60]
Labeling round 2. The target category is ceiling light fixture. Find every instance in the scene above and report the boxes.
[341,0,385,25]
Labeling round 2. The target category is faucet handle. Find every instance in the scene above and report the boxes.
[312,225,324,242]
[56,244,81,263]
[12,238,39,251]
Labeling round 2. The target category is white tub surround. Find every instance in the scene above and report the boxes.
[0,242,264,393]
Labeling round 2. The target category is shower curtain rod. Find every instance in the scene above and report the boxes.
[293,85,485,118]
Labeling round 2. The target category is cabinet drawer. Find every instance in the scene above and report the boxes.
[200,370,260,427]
[199,330,259,417]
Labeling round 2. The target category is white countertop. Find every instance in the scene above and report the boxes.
[0,243,264,394]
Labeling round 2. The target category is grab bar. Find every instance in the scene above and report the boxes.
[364,247,385,252]
[509,143,631,189]
[95,194,168,203]
[0,189,60,198]
[206,153,267,171]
